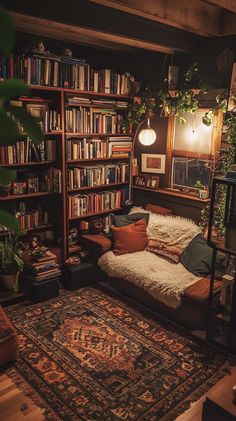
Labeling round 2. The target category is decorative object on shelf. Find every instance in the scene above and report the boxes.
[89,218,104,235]
[141,153,166,174]
[12,181,27,195]
[0,183,11,197]
[27,177,39,193]
[78,221,89,235]
[134,174,160,190]
[0,234,24,292]
[68,226,79,245]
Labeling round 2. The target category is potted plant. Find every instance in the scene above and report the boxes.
[0,234,24,292]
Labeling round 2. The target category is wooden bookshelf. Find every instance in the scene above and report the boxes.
[69,207,123,221]
[0,62,132,265]
[0,161,55,167]
[0,192,59,201]
[0,224,53,237]
[68,182,128,193]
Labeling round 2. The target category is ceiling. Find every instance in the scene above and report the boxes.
[89,0,236,37]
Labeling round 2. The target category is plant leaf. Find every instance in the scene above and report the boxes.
[0,113,19,144]
[0,167,16,184]
[0,7,14,56]
[0,79,29,100]
[0,210,20,234]
[9,106,44,144]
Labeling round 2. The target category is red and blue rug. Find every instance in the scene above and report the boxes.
[4,287,233,420]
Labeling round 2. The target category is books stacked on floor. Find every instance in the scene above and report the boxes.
[65,107,123,133]
[68,162,129,189]
[0,53,132,95]
[108,136,133,157]
[66,97,128,109]
[0,138,56,164]
[24,248,61,283]
[68,188,127,218]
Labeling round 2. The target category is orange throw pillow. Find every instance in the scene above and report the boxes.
[111,218,148,255]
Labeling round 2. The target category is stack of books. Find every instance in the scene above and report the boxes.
[68,188,127,218]
[67,97,128,109]
[0,139,56,164]
[65,107,123,133]
[68,162,129,189]
[24,249,61,283]
[108,136,133,157]
[15,206,49,231]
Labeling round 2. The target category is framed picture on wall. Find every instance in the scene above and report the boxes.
[141,153,166,174]
[228,63,236,111]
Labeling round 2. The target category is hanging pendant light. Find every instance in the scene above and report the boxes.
[138,117,156,146]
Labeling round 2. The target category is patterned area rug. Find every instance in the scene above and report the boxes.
[4,287,234,420]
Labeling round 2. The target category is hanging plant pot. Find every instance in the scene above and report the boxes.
[191,88,201,96]
[1,271,19,292]
[168,90,179,98]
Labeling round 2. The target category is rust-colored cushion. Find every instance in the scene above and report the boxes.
[111,218,148,256]
[145,204,172,216]
[81,234,112,255]
[0,305,18,365]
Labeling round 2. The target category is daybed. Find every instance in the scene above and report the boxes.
[81,205,221,330]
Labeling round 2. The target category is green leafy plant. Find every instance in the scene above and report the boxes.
[0,234,24,275]
[0,6,43,234]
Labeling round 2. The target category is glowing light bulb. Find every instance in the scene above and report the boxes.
[138,117,156,146]
[138,128,156,145]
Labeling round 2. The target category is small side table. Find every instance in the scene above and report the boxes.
[202,368,236,421]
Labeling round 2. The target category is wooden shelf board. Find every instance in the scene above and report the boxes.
[20,131,62,136]
[69,207,122,220]
[0,192,59,201]
[133,186,210,203]
[67,157,130,163]
[65,132,132,137]
[0,224,54,237]
[0,161,55,167]
[30,84,130,99]
[68,182,128,193]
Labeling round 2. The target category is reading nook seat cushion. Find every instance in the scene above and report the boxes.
[180,233,225,276]
[111,218,148,256]
[0,305,18,365]
[112,212,150,227]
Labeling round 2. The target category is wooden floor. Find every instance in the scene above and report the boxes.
[176,366,236,421]
[0,374,45,421]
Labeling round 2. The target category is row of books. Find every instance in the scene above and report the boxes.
[67,163,129,189]
[68,188,127,218]
[66,96,128,109]
[41,110,61,132]
[0,139,56,165]
[0,54,131,95]
[24,249,61,283]
[67,136,132,160]
[65,108,123,134]
[2,168,62,196]
[15,207,49,231]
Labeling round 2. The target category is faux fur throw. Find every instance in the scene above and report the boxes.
[129,206,201,250]
[98,250,199,309]
[98,207,201,309]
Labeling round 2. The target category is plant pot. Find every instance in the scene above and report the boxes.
[1,272,19,292]
[168,90,179,98]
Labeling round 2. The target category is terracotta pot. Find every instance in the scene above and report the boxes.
[1,272,19,292]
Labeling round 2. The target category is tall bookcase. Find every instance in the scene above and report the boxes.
[0,77,132,263]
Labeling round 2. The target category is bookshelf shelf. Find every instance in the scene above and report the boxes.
[69,207,123,221]
[0,192,59,201]
[30,85,130,99]
[65,132,130,137]
[0,161,55,167]
[68,182,128,193]
[67,157,130,164]
[0,224,54,237]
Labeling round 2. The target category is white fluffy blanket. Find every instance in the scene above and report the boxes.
[98,207,201,309]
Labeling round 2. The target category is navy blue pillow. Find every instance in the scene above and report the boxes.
[180,233,225,276]
[112,212,150,227]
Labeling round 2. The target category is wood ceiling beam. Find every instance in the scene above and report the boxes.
[221,12,236,35]
[89,0,222,36]
[11,12,176,54]
[201,0,236,13]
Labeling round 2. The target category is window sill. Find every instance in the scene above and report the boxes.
[133,186,211,203]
